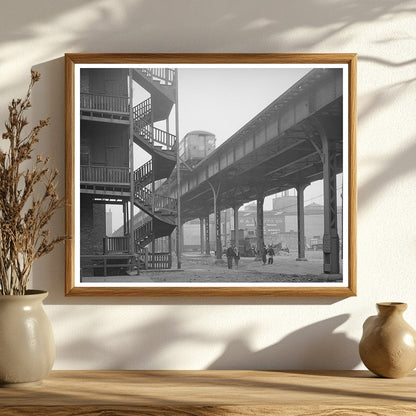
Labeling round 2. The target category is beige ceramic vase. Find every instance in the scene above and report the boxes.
[0,290,55,387]
[359,302,416,378]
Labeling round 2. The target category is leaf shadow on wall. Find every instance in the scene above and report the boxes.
[52,308,359,370]
[208,314,360,370]
[53,310,217,369]
[356,57,416,211]
[0,0,414,98]
[358,139,416,211]
[1,0,413,52]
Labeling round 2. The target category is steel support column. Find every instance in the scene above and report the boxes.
[256,195,264,256]
[215,207,222,259]
[204,215,210,255]
[199,217,204,254]
[233,204,240,245]
[296,183,309,261]
[313,118,340,275]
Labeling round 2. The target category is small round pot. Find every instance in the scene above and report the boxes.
[0,290,55,387]
[359,302,416,378]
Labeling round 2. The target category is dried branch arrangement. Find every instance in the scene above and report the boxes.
[0,71,66,295]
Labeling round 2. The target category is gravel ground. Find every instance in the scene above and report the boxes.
[82,251,343,283]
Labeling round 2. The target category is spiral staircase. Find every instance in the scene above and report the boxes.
[131,69,177,257]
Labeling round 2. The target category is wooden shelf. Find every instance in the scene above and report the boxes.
[1,370,415,415]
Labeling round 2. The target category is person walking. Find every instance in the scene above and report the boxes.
[267,244,275,264]
[233,245,240,269]
[226,244,235,269]
[262,244,267,265]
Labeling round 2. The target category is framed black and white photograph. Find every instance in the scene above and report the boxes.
[65,53,356,296]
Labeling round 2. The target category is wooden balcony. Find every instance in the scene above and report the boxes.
[81,165,130,185]
[80,92,129,123]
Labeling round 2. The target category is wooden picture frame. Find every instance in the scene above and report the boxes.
[65,53,356,296]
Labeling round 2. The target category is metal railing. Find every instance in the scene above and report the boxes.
[103,236,130,254]
[134,220,153,244]
[133,120,152,141]
[153,193,177,211]
[138,250,171,269]
[134,185,152,205]
[134,185,177,212]
[134,160,152,183]
[153,126,176,149]
[137,68,175,86]
[80,165,130,184]
[132,96,176,150]
[149,252,171,269]
[133,98,151,122]
[133,123,176,150]
[80,93,129,113]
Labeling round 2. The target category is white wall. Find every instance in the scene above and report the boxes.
[1,0,415,370]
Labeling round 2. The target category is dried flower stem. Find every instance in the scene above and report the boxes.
[0,71,66,295]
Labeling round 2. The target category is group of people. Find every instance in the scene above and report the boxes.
[226,245,240,269]
[262,244,275,265]
[226,243,277,269]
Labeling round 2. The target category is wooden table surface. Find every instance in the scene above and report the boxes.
[1,370,415,415]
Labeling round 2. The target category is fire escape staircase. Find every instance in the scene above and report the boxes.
[131,69,177,252]
[132,98,176,161]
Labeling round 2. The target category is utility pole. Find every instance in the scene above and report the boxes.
[175,69,181,269]
[128,69,138,274]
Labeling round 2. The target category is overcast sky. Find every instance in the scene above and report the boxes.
[177,67,309,143]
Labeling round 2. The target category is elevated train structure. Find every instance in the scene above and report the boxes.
[174,68,344,276]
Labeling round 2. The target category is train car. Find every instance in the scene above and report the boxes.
[179,131,216,167]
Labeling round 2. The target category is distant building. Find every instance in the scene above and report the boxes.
[182,194,342,253]
[272,194,297,213]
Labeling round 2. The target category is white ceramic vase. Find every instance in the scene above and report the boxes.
[0,290,55,387]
